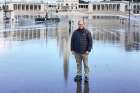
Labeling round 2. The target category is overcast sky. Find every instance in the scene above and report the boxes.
[0,0,103,3]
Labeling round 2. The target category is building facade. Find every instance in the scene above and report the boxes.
[56,0,79,11]
[0,0,140,22]
[0,1,47,22]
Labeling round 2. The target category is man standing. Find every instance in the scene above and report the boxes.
[71,20,93,82]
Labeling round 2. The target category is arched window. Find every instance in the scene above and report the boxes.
[26,5,29,10]
[66,3,69,9]
[117,4,120,11]
[38,5,41,10]
[18,4,21,10]
[30,5,33,10]
[13,4,17,10]
[34,5,37,10]
[102,5,104,10]
[93,5,96,10]
[22,4,25,10]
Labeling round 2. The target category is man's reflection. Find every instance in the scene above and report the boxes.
[76,82,82,93]
[84,83,89,93]
[76,82,89,93]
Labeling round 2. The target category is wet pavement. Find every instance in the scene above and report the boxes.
[0,16,140,93]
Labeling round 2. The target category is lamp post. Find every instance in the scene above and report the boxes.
[4,0,6,18]
[128,0,133,32]
[128,0,131,24]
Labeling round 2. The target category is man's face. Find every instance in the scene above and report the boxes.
[78,21,85,29]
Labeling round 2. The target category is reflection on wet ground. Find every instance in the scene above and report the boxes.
[0,17,140,93]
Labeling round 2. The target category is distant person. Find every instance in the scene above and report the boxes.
[71,20,93,82]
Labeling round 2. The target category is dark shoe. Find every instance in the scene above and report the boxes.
[84,76,89,83]
[74,75,82,82]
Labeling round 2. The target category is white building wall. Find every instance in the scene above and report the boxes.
[0,11,4,23]
[41,4,45,12]
[56,0,79,11]
[8,3,14,11]
[88,3,93,13]
[120,3,126,12]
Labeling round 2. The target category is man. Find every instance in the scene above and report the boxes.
[71,20,93,82]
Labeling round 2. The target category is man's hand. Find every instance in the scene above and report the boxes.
[71,51,75,55]
[85,51,89,54]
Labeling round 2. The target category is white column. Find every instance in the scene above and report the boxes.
[20,4,22,11]
[96,5,97,11]
[88,3,93,13]
[100,4,102,11]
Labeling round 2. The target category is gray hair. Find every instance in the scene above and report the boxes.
[78,20,85,25]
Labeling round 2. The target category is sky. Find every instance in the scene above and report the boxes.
[0,0,103,3]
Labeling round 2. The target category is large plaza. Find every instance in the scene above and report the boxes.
[0,0,140,93]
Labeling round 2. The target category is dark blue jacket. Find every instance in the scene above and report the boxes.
[71,28,93,54]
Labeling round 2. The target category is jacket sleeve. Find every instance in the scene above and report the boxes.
[71,32,75,51]
[87,31,93,52]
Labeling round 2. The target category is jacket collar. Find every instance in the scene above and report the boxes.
[77,28,86,32]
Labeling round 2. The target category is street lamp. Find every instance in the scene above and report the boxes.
[4,0,7,17]
[128,0,133,29]
[128,0,131,23]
